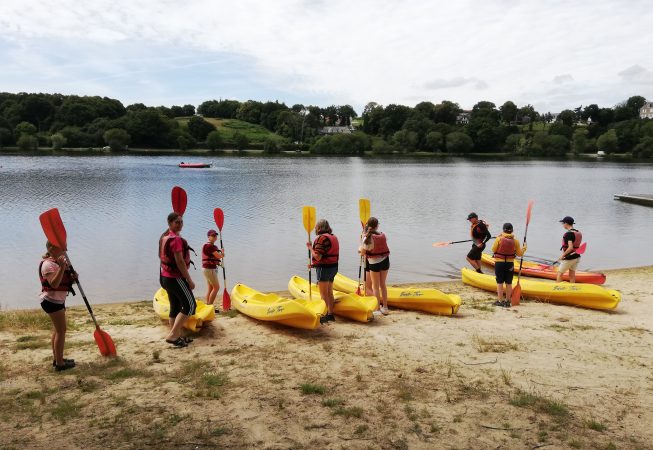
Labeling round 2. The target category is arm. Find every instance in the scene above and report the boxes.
[559,239,575,261]
[44,257,68,288]
[491,239,499,253]
[515,240,527,257]
[173,251,195,290]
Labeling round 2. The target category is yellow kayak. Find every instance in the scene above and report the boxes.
[461,268,621,311]
[231,283,325,330]
[288,275,377,323]
[333,273,461,316]
[153,288,216,332]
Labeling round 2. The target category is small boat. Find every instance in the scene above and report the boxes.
[613,193,653,207]
[231,283,325,330]
[333,273,461,316]
[153,288,216,332]
[178,162,212,168]
[288,275,377,323]
[461,268,621,311]
[480,253,606,284]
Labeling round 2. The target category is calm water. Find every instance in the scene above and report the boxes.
[1,154,652,309]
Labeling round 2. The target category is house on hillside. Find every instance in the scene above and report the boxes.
[318,126,353,135]
[456,111,471,125]
[640,102,653,119]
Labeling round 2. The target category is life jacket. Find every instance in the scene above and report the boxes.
[159,231,193,272]
[470,220,490,243]
[561,229,583,252]
[39,259,76,295]
[312,233,339,266]
[202,243,221,269]
[367,232,390,258]
[493,234,516,261]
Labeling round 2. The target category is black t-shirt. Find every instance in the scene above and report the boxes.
[472,221,491,242]
[562,231,580,260]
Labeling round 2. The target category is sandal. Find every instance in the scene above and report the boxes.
[52,358,75,367]
[55,360,76,371]
[182,336,194,343]
[166,337,188,348]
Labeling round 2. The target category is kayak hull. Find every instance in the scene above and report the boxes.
[333,273,461,316]
[461,268,620,311]
[481,253,606,284]
[231,283,325,330]
[153,288,215,332]
[288,275,377,323]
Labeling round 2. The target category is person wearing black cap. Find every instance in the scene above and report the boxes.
[466,212,492,273]
[202,229,225,309]
[490,222,526,307]
[557,216,582,283]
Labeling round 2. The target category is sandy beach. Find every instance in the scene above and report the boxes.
[1,266,651,450]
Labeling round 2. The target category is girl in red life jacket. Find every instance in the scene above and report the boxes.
[159,212,196,347]
[39,241,77,371]
[202,229,224,310]
[360,217,391,315]
[490,223,527,307]
[306,219,339,324]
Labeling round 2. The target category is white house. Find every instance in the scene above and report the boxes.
[456,111,471,125]
[640,102,653,119]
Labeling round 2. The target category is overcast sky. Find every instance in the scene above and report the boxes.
[1,0,652,114]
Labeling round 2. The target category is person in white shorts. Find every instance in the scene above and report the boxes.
[557,216,582,283]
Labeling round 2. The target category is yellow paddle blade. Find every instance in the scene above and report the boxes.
[359,198,371,227]
[302,206,316,234]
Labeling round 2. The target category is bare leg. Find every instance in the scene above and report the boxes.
[364,270,373,296]
[467,257,481,271]
[369,271,381,310]
[569,269,576,284]
[208,282,220,305]
[505,283,513,302]
[318,282,334,314]
[379,270,389,309]
[166,313,188,341]
[496,284,504,302]
[49,309,67,366]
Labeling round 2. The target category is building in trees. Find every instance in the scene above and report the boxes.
[640,101,653,119]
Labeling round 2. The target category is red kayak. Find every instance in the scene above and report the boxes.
[480,254,606,284]
[179,162,211,168]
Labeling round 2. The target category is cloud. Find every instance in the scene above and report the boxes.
[618,65,653,85]
[553,74,574,84]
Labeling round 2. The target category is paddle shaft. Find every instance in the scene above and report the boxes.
[64,254,100,329]
[307,231,312,301]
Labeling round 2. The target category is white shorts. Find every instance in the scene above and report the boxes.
[558,258,580,273]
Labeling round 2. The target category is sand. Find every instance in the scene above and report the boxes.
[1,266,651,450]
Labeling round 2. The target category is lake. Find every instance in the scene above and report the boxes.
[1,154,651,309]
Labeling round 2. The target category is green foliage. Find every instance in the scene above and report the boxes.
[393,129,419,151]
[17,133,38,150]
[0,127,12,147]
[558,109,576,127]
[50,133,67,150]
[187,116,216,141]
[371,138,396,154]
[572,128,588,154]
[263,137,279,153]
[206,130,222,150]
[504,133,524,153]
[300,383,326,395]
[15,121,37,137]
[529,133,569,157]
[500,101,518,124]
[633,136,653,158]
[424,131,444,152]
[446,131,473,154]
[596,129,618,154]
[233,132,249,150]
[311,132,370,155]
[103,128,131,151]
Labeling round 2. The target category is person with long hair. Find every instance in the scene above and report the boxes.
[360,217,390,315]
[307,219,339,324]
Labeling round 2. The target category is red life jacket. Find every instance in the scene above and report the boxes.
[312,233,339,266]
[367,232,390,258]
[561,229,582,251]
[202,243,221,269]
[470,220,490,244]
[493,235,516,260]
[159,232,192,272]
[39,259,75,295]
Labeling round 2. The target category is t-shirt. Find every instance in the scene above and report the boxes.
[562,231,581,260]
[471,221,491,246]
[160,231,186,278]
[202,243,221,269]
[39,259,68,304]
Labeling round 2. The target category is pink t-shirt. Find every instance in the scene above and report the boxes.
[39,259,68,304]
[160,231,185,278]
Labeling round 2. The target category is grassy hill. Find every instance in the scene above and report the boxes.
[176,117,285,144]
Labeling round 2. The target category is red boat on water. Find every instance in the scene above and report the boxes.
[179,162,212,168]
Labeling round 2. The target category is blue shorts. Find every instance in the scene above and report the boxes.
[315,264,338,282]
[495,261,514,284]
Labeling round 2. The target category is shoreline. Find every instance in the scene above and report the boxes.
[1,265,651,449]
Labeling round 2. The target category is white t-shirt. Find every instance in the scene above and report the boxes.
[360,235,388,265]
[39,259,68,304]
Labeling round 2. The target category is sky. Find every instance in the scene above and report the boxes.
[1,0,652,114]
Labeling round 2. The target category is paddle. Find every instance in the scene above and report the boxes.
[171,186,187,215]
[357,198,371,295]
[39,208,117,357]
[538,242,588,268]
[511,200,534,306]
[302,206,316,301]
[213,208,231,311]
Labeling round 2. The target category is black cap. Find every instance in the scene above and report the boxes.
[503,222,513,232]
[559,216,575,225]
[467,212,478,220]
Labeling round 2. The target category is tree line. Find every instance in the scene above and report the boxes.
[0,92,651,158]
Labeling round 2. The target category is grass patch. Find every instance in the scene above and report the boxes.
[354,424,368,434]
[472,334,519,353]
[322,398,344,408]
[0,309,52,331]
[585,419,606,432]
[500,368,512,386]
[469,303,495,312]
[104,367,146,380]
[177,360,229,398]
[223,309,239,318]
[509,389,570,419]
[211,426,231,436]
[49,398,82,423]
[300,383,326,395]
[14,335,50,350]
[621,326,649,334]
[333,406,363,418]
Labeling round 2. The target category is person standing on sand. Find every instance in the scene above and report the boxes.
[359,217,390,315]
[159,212,196,347]
[39,241,77,371]
[557,216,582,283]
[307,219,339,324]
[466,212,491,273]
[202,229,224,311]
[491,223,526,307]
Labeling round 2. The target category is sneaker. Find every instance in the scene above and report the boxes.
[52,358,75,368]
[372,310,383,317]
[319,315,329,324]
[492,300,504,307]
[54,360,76,371]
[502,301,511,308]
[380,306,390,315]
[327,314,336,322]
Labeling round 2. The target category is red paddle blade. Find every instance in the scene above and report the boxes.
[214,208,225,231]
[432,242,451,247]
[39,208,68,251]
[525,200,534,225]
[171,186,187,215]
[356,285,362,295]
[511,284,521,306]
[222,289,231,311]
[94,327,117,357]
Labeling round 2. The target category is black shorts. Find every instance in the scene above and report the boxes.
[160,276,197,317]
[41,298,65,314]
[315,264,338,282]
[467,244,485,261]
[367,257,390,272]
[495,261,514,284]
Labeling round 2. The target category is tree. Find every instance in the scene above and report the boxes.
[14,121,37,138]
[504,133,524,153]
[392,129,419,151]
[499,101,518,124]
[187,116,216,141]
[633,137,653,158]
[103,128,131,151]
[424,131,444,152]
[545,135,570,157]
[177,135,191,150]
[263,137,280,153]
[206,130,222,150]
[50,133,67,150]
[446,132,473,154]
[572,129,588,154]
[581,104,600,123]
[596,129,618,154]
[557,110,576,127]
[433,100,461,125]
[0,127,13,147]
[549,122,574,139]
[182,104,196,116]
[613,120,640,152]
[125,109,172,147]
[233,132,249,150]
[17,133,38,150]
[471,101,500,122]
[310,133,370,155]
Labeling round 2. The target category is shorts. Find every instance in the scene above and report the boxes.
[203,268,220,286]
[160,276,197,318]
[495,261,514,284]
[368,257,390,272]
[315,264,338,282]
[467,243,485,261]
[41,298,65,314]
[558,258,580,273]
